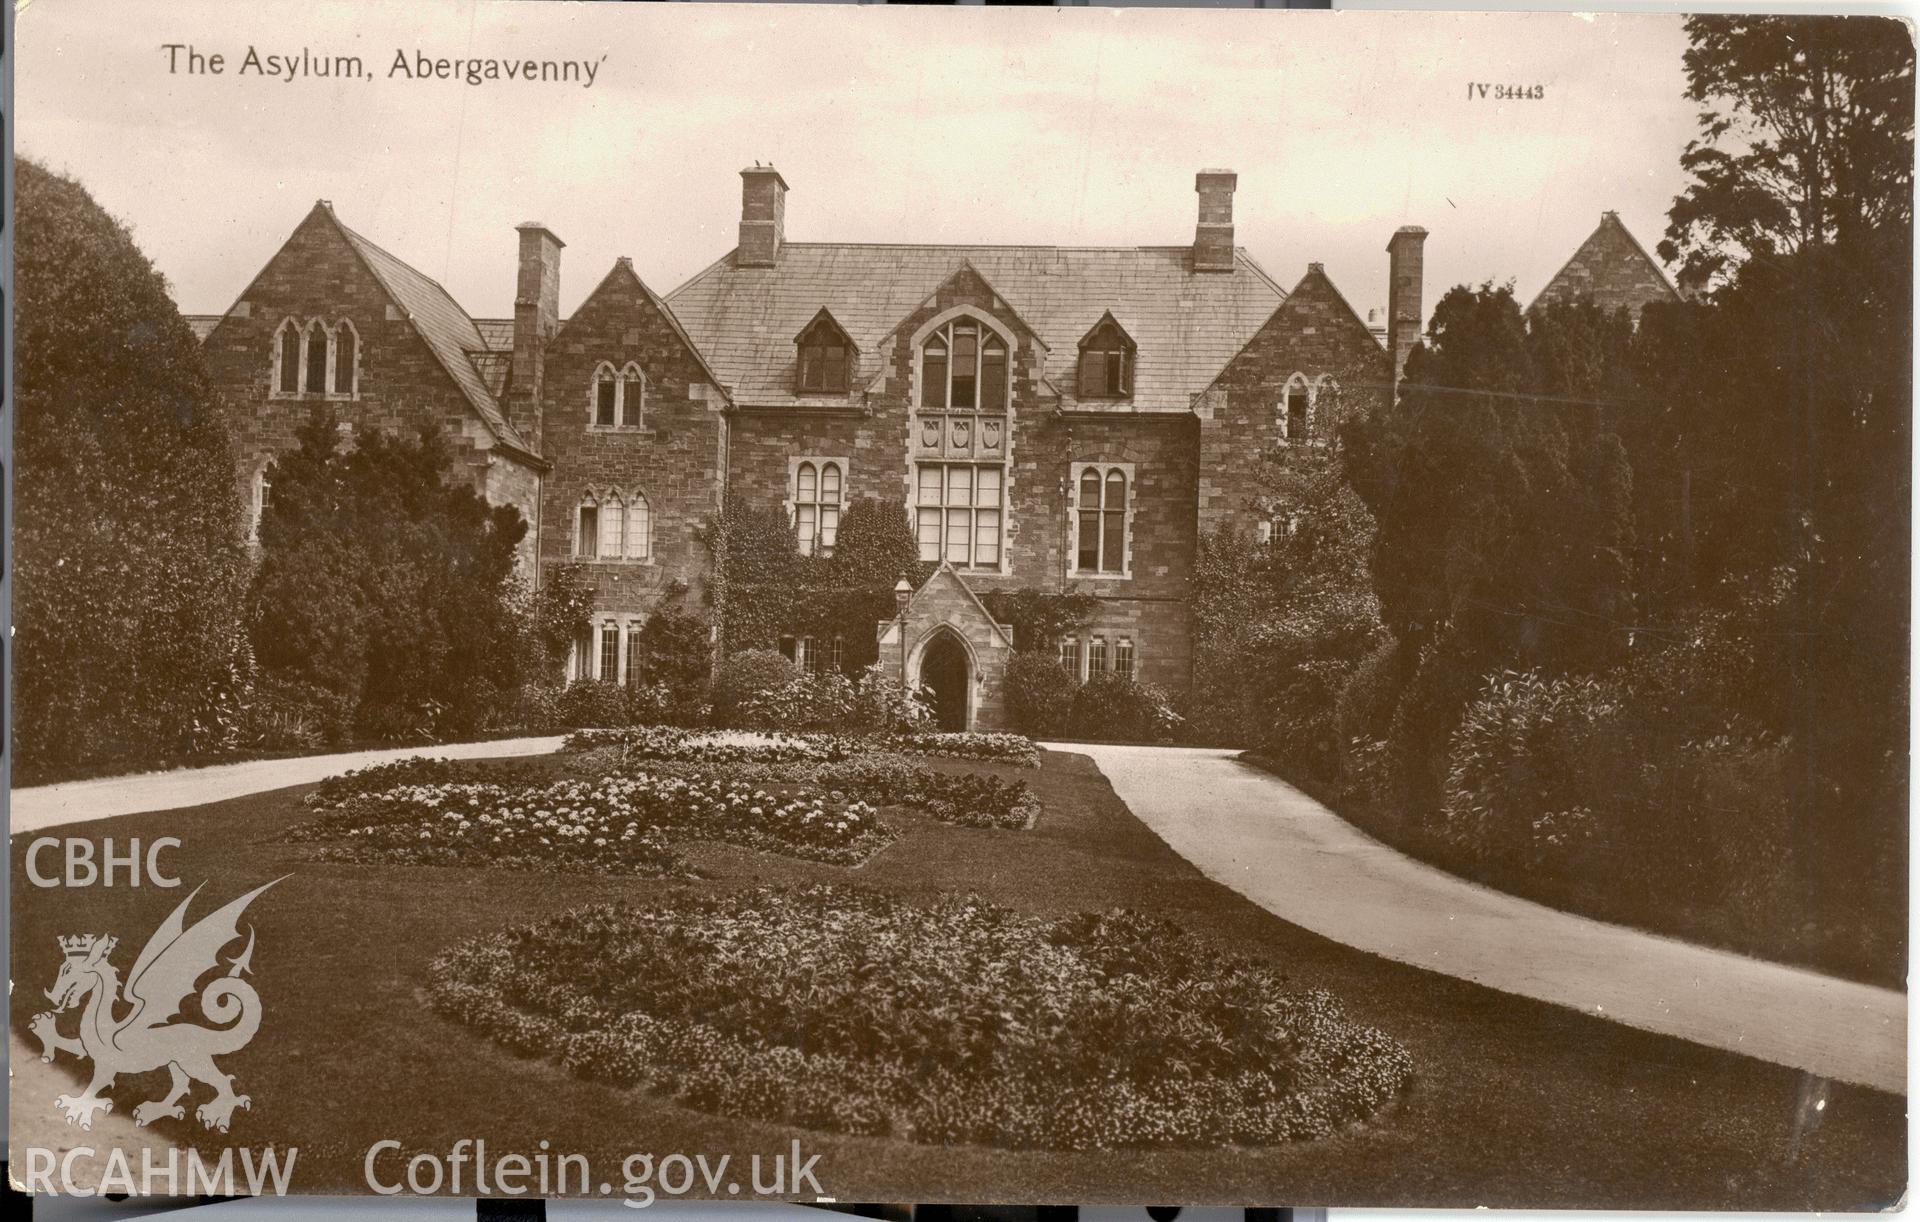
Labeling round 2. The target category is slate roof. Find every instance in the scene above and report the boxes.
[467,350,512,399]
[473,318,517,350]
[665,244,1288,412]
[331,215,539,461]
[556,259,735,405]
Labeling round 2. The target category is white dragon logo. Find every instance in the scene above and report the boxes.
[29,879,283,1132]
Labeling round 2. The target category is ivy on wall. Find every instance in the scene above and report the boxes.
[709,496,931,673]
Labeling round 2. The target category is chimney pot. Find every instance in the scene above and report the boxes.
[1193,169,1237,273]
[738,165,789,268]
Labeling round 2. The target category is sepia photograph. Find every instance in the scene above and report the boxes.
[6,0,1912,1211]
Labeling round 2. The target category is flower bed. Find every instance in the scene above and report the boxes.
[288,774,893,873]
[892,731,1042,766]
[560,726,1041,769]
[625,755,1039,830]
[429,887,1413,1149]
[304,756,558,809]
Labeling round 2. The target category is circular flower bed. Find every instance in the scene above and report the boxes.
[429,887,1413,1149]
[288,775,893,873]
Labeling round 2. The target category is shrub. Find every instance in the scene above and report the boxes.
[236,675,355,751]
[1670,732,1794,909]
[628,610,712,711]
[1066,674,1183,742]
[737,671,860,732]
[553,680,632,729]
[14,158,250,782]
[1335,639,1408,754]
[1004,652,1074,738]
[712,649,800,725]
[249,414,529,741]
[429,887,1414,1149]
[528,564,596,670]
[1440,670,1630,871]
[1386,634,1486,817]
[846,665,934,734]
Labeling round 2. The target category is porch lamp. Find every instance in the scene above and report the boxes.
[893,577,912,615]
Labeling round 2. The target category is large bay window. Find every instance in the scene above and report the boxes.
[920,318,1008,412]
[916,463,1003,568]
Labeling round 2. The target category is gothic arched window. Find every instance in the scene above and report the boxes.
[919,317,1009,412]
[275,320,301,395]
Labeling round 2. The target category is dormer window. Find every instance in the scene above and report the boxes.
[919,317,1008,412]
[795,312,853,395]
[591,362,646,429]
[1077,314,1135,400]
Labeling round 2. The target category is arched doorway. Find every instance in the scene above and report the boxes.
[920,631,971,731]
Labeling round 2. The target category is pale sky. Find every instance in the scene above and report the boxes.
[18,0,1696,323]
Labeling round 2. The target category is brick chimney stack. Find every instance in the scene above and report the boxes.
[510,221,564,449]
[737,165,789,268]
[1386,225,1427,396]
[1193,169,1237,273]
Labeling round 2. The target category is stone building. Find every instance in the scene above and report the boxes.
[191,169,1672,730]
[1528,210,1683,321]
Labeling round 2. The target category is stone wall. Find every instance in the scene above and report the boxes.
[1196,266,1392,537]
[201,205,542,559]
[728,265,1201,695]
[536,261,728,656]
[878,567,1014,731]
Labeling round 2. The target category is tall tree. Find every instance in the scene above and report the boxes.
[1344,285,1637,808]
[1661,14,1914,293]
[250,410,528,739]
[1655,13,1913,909]
[14,158,250,780]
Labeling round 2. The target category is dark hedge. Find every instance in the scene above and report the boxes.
[14,158,250,781]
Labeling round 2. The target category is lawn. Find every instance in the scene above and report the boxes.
[9,747,1906,1208]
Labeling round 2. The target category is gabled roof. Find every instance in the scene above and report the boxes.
[1078,310,1136,350]
[1200,263,1384,401]
[665,243,1287,412]
[793,306,857,349]
[902,562,1015,652]
[329,212,538,460]
[1527,211,1682,319]
[554,258,732,405]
